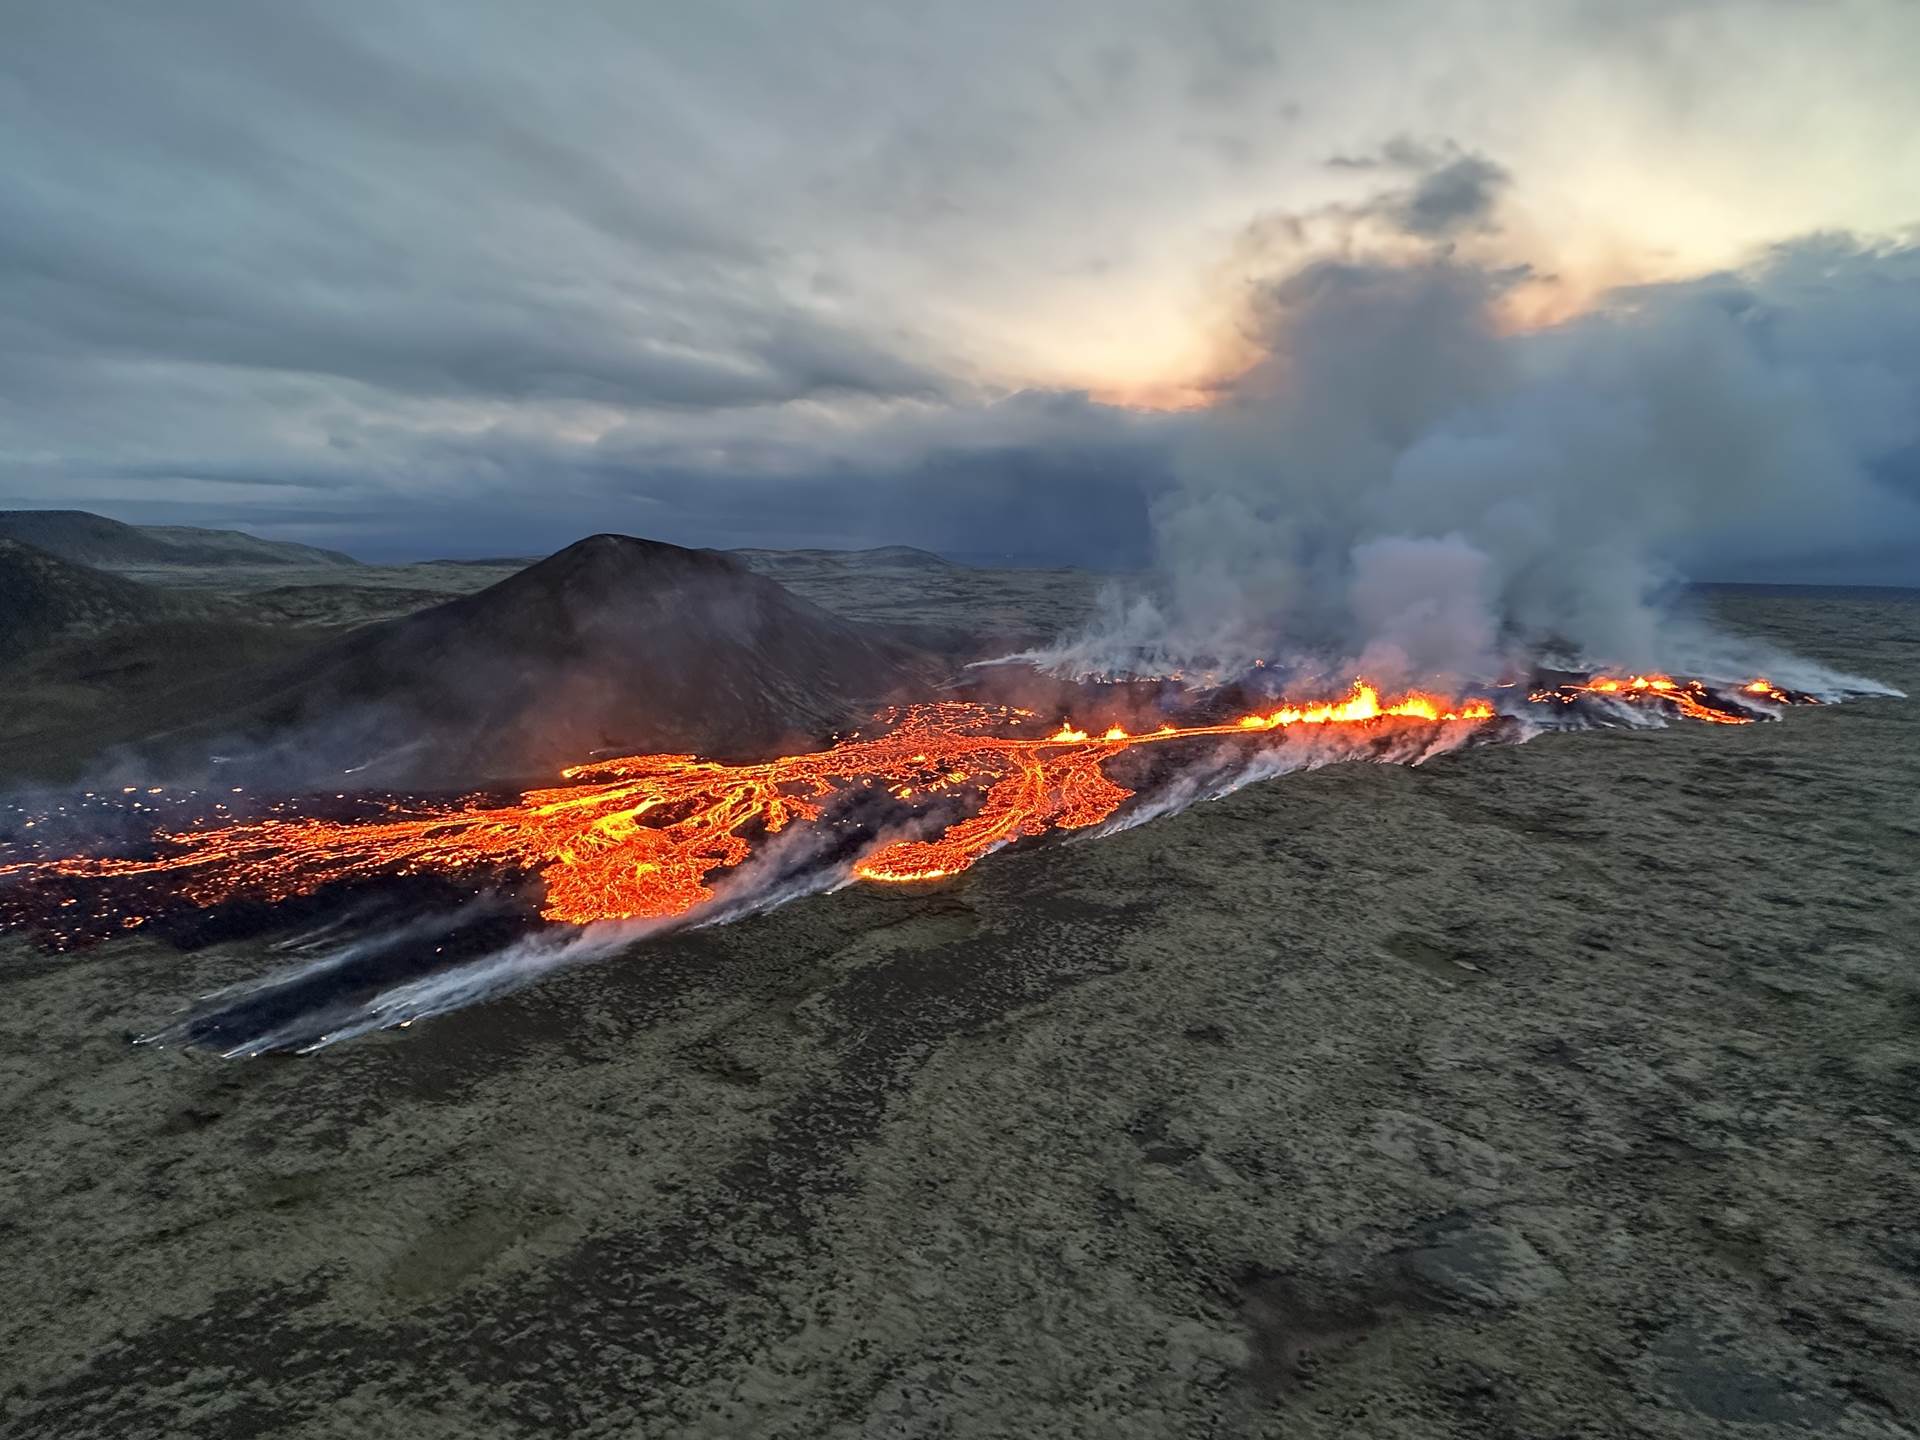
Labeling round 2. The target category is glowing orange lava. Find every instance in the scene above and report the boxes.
[1525,673,1791,725]
[1,676,1804,937]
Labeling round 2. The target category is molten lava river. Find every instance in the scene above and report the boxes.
[1,674,1815,952]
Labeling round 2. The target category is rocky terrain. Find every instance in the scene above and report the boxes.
[0,576,1914,1438]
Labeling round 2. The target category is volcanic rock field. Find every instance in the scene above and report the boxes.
[1,523,1916,1438]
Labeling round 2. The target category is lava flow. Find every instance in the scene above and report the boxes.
[1527,672,1807,724]
[0,675,1813,943]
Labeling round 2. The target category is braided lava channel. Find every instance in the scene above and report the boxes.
[1,674,1824,952]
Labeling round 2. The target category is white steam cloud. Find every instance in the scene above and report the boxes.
[1017,242,1919,690]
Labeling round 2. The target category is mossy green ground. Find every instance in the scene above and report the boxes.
[2,587,1916,1438]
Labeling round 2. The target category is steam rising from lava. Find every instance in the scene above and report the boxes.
[9,687,1509,936]
[1008,258,1904,697]
[0,669,1878,1056]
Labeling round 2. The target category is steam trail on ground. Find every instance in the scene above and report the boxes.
[8,231,1909,1051]
[146,818,885,1055]
[104,676,1861,1054]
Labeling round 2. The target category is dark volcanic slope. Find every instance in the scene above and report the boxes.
[0,509,357,569]
[163,533,942,786]
[0,540,220,660]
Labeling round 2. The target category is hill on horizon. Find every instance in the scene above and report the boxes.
[134,532,944,788]
[0,540,232,662]
[0,510,358,570]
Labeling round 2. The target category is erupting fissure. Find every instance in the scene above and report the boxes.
[3,675,1812,938]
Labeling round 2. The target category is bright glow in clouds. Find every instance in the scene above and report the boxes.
[0,0,1917,570]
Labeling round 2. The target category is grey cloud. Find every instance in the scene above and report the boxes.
[0,2,946,414]
[1032,236,1920,684]
[5,389,1175,566]
[1326,135,1453,171]
[1323,138,1512,237]
[9,238,1920,596]
[1394,154,1511,237]
[0,0,1915,591]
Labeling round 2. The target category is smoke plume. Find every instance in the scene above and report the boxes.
[1017,232,1917,692]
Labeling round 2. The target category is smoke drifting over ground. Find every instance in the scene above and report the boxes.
[147,818,889,1056]
[1017,237,1919,691]
[10,667,1869,1052]
[3,139,1912,1052]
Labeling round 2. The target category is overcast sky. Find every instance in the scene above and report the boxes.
[3,0,1918,576]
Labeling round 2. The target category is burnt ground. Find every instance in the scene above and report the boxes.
[1,589,1918,1438]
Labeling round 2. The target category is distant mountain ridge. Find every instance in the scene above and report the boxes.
[730,544,957,572]
[0,510,358,569]
[0,509,988,576]
[415,547,961,571]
